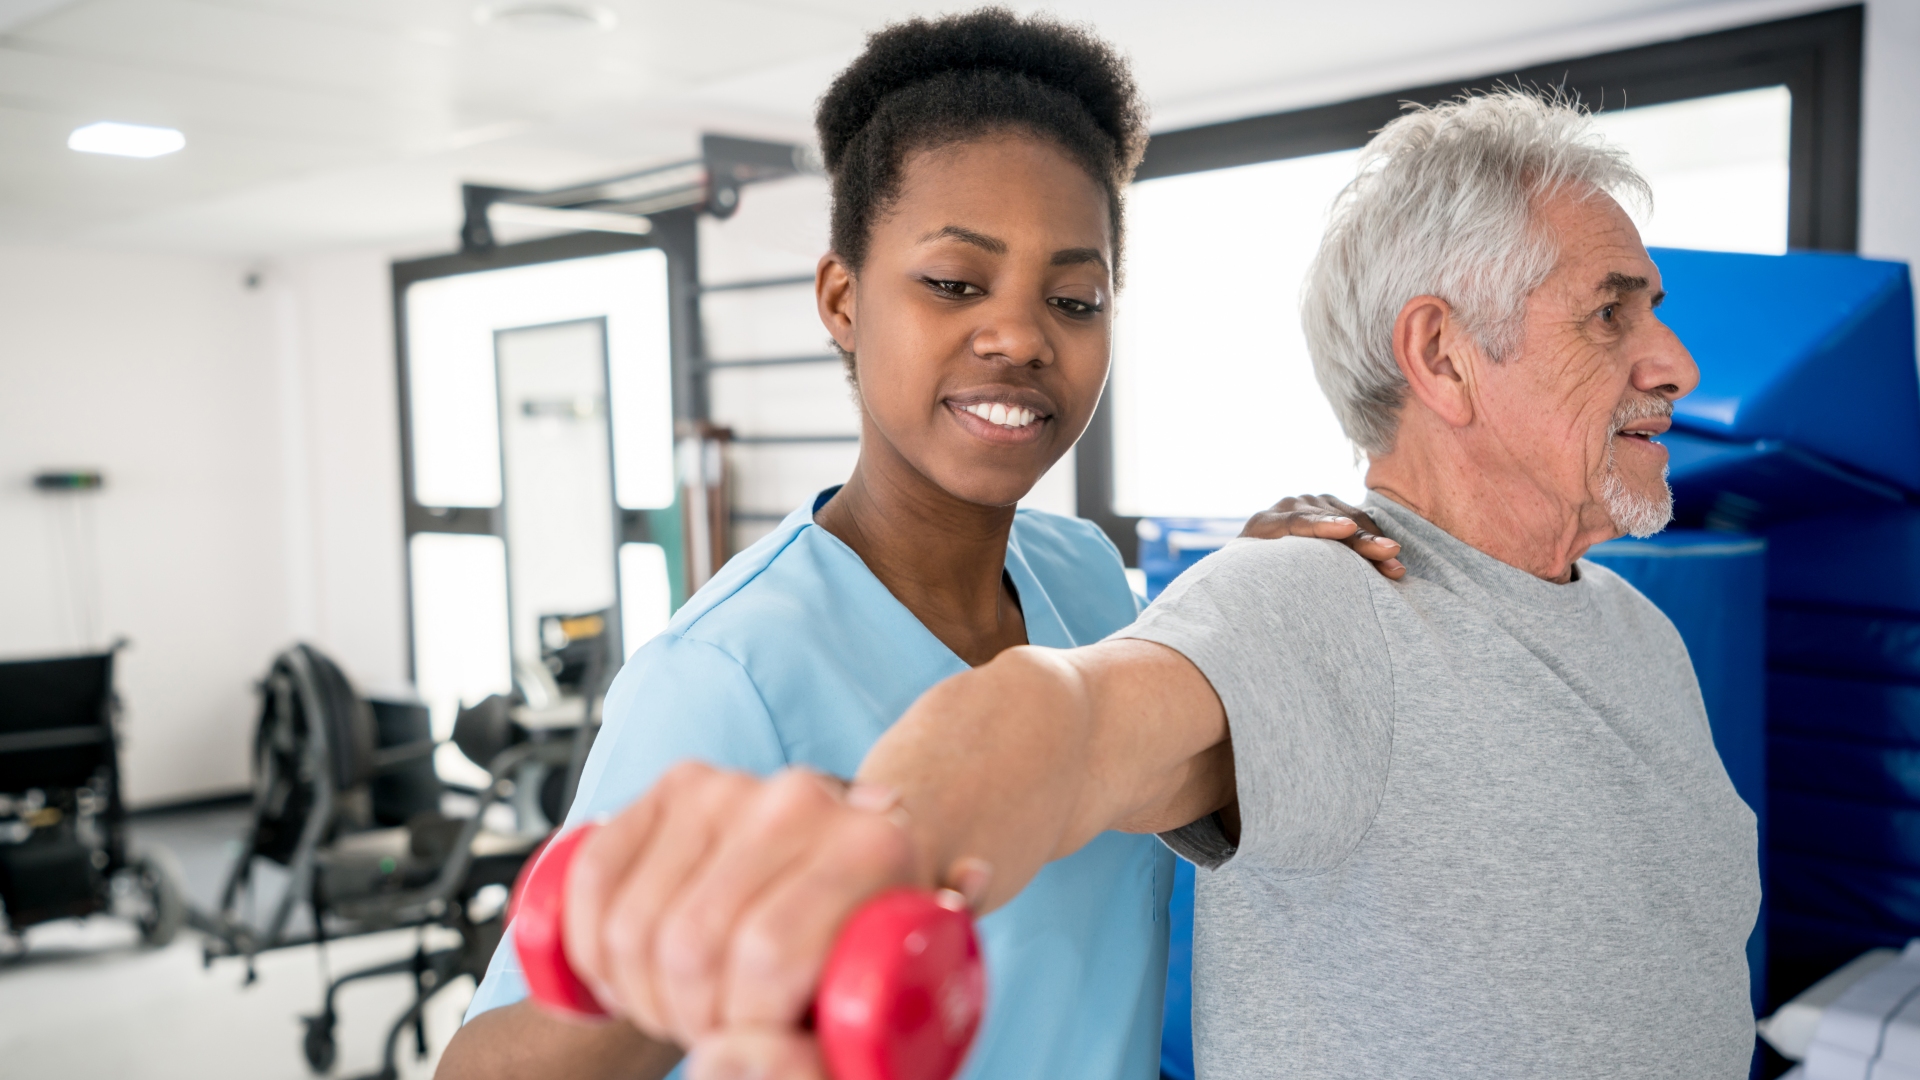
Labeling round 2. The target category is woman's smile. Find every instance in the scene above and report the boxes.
[944,387,1056,445]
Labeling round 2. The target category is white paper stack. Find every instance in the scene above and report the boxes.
[1789,942,1920,1080]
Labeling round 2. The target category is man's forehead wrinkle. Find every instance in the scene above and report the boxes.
[920,224,1009,255]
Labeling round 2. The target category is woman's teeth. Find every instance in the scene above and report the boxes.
[962,402,1040,429]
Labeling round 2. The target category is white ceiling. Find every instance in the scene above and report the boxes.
[0,0,1834,256]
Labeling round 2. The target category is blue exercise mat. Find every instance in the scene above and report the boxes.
[1652,247,1920,493]
[1587,530,1768,1007]
[1767,506,1920,619]
[1770,671,1920,746]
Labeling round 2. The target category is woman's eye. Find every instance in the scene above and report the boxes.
[926,278,984,298]
[1049,296,1100,317]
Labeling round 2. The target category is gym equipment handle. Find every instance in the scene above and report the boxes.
[510,823,987,1080]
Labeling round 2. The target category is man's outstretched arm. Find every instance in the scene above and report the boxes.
[560,638,1231,1069]
[862,638,1234,910]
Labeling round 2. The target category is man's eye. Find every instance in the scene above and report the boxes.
[1599,304,1618,323]
[1049,296,1099,317]
[927,279,983,298]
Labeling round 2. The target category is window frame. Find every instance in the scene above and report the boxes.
[1075,4,1864,562]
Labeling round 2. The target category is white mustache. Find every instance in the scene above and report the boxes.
[1609,395,1672,435]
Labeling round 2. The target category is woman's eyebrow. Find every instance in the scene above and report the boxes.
[1051,247,1107,271]
[920,225,1007,254]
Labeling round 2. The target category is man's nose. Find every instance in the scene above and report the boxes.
[970,298,1053,368]
[1637,316,1700,401]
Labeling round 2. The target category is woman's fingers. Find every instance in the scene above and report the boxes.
[688,1028,827,1080]
[1240,494,1406,579]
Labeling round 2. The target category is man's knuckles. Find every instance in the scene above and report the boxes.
[750,769,845,830]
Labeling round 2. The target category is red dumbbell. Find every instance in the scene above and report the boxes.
[510,823,987,1080]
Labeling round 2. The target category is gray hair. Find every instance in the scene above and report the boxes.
[1301,89,1651,455]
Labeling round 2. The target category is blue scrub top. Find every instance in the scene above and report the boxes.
[467,490,1174,1080]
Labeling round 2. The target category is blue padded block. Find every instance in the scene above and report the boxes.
[1160,857,1196,1080]
[1770,909,1912,964]
[1767,506,1920,618]
[1770,735,1920,804]
[1662,430,1908,531]
[1587,530,1766,1005]
[1772,790,1920,870]
[1651,248,1920,493]
[1587,532,1767,817]
[1770,604,1920,683]
[1769,671,1920,746]
[1771,850,1920,940]
[1137,518,1241,601]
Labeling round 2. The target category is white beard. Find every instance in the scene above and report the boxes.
[1600,445,1674,538]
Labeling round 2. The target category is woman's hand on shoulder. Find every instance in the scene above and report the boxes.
[1239,494,1405,579]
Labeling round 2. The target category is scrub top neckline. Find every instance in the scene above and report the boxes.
[801,485,1059,666]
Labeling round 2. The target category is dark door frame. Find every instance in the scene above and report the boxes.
[390,225,696,680]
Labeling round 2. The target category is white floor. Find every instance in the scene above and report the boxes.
[0,805,476,1080]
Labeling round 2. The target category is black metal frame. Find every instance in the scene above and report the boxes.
[392,230,680,680]
[1076,5,1865,562]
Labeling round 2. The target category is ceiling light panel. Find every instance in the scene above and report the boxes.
[67,121,185,158]
[472,3,617,31]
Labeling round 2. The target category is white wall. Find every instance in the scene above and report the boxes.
[0,246,284,805]
[0,244,409,807]
[266,250,411,699]
[1859,1,1920,285]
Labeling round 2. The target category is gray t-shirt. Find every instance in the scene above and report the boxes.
[1118,496,1759,1078]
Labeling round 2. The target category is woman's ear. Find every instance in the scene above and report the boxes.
[817,252,856,355]
[1390,295,1477,430]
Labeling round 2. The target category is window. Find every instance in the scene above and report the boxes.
[1079,6,1862,558]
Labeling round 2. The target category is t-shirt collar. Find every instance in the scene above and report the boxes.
[1363,492,1593,617]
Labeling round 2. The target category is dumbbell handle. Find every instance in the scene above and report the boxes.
[510,823,987,1080]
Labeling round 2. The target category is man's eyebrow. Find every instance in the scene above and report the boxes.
[1051,247,1108,271]
[920,225,1007,255]
[1598,271,1650,296]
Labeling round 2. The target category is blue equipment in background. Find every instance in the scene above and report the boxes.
[1585,531,1768,1008]
[1136,519,1228,1080]
[1138,248,1919,1076]
[1651,248,1920,1007]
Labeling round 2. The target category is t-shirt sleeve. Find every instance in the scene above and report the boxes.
[464,631,784,1021]
[1112,537,1394,876]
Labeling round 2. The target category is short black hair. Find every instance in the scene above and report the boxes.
[816,8,1147,278]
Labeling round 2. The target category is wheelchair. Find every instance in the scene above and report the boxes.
[193,640,604,1079]
[0,642,188,952]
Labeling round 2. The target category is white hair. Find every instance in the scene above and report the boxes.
[1301,89,1651,456]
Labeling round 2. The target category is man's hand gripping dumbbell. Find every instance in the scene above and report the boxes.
[512,764,995,1080]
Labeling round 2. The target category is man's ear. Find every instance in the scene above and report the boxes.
[817,252,856,356]
[1391,295,1476,429]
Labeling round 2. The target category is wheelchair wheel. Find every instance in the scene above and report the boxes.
[302,1012,337,1074]
[126,846,187,948]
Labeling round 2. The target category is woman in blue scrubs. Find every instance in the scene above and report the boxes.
[442,10,1398,1080]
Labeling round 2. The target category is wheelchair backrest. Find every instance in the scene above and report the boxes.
[0,651,116,795]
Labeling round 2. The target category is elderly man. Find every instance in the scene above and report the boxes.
[557,91,1760,1079]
